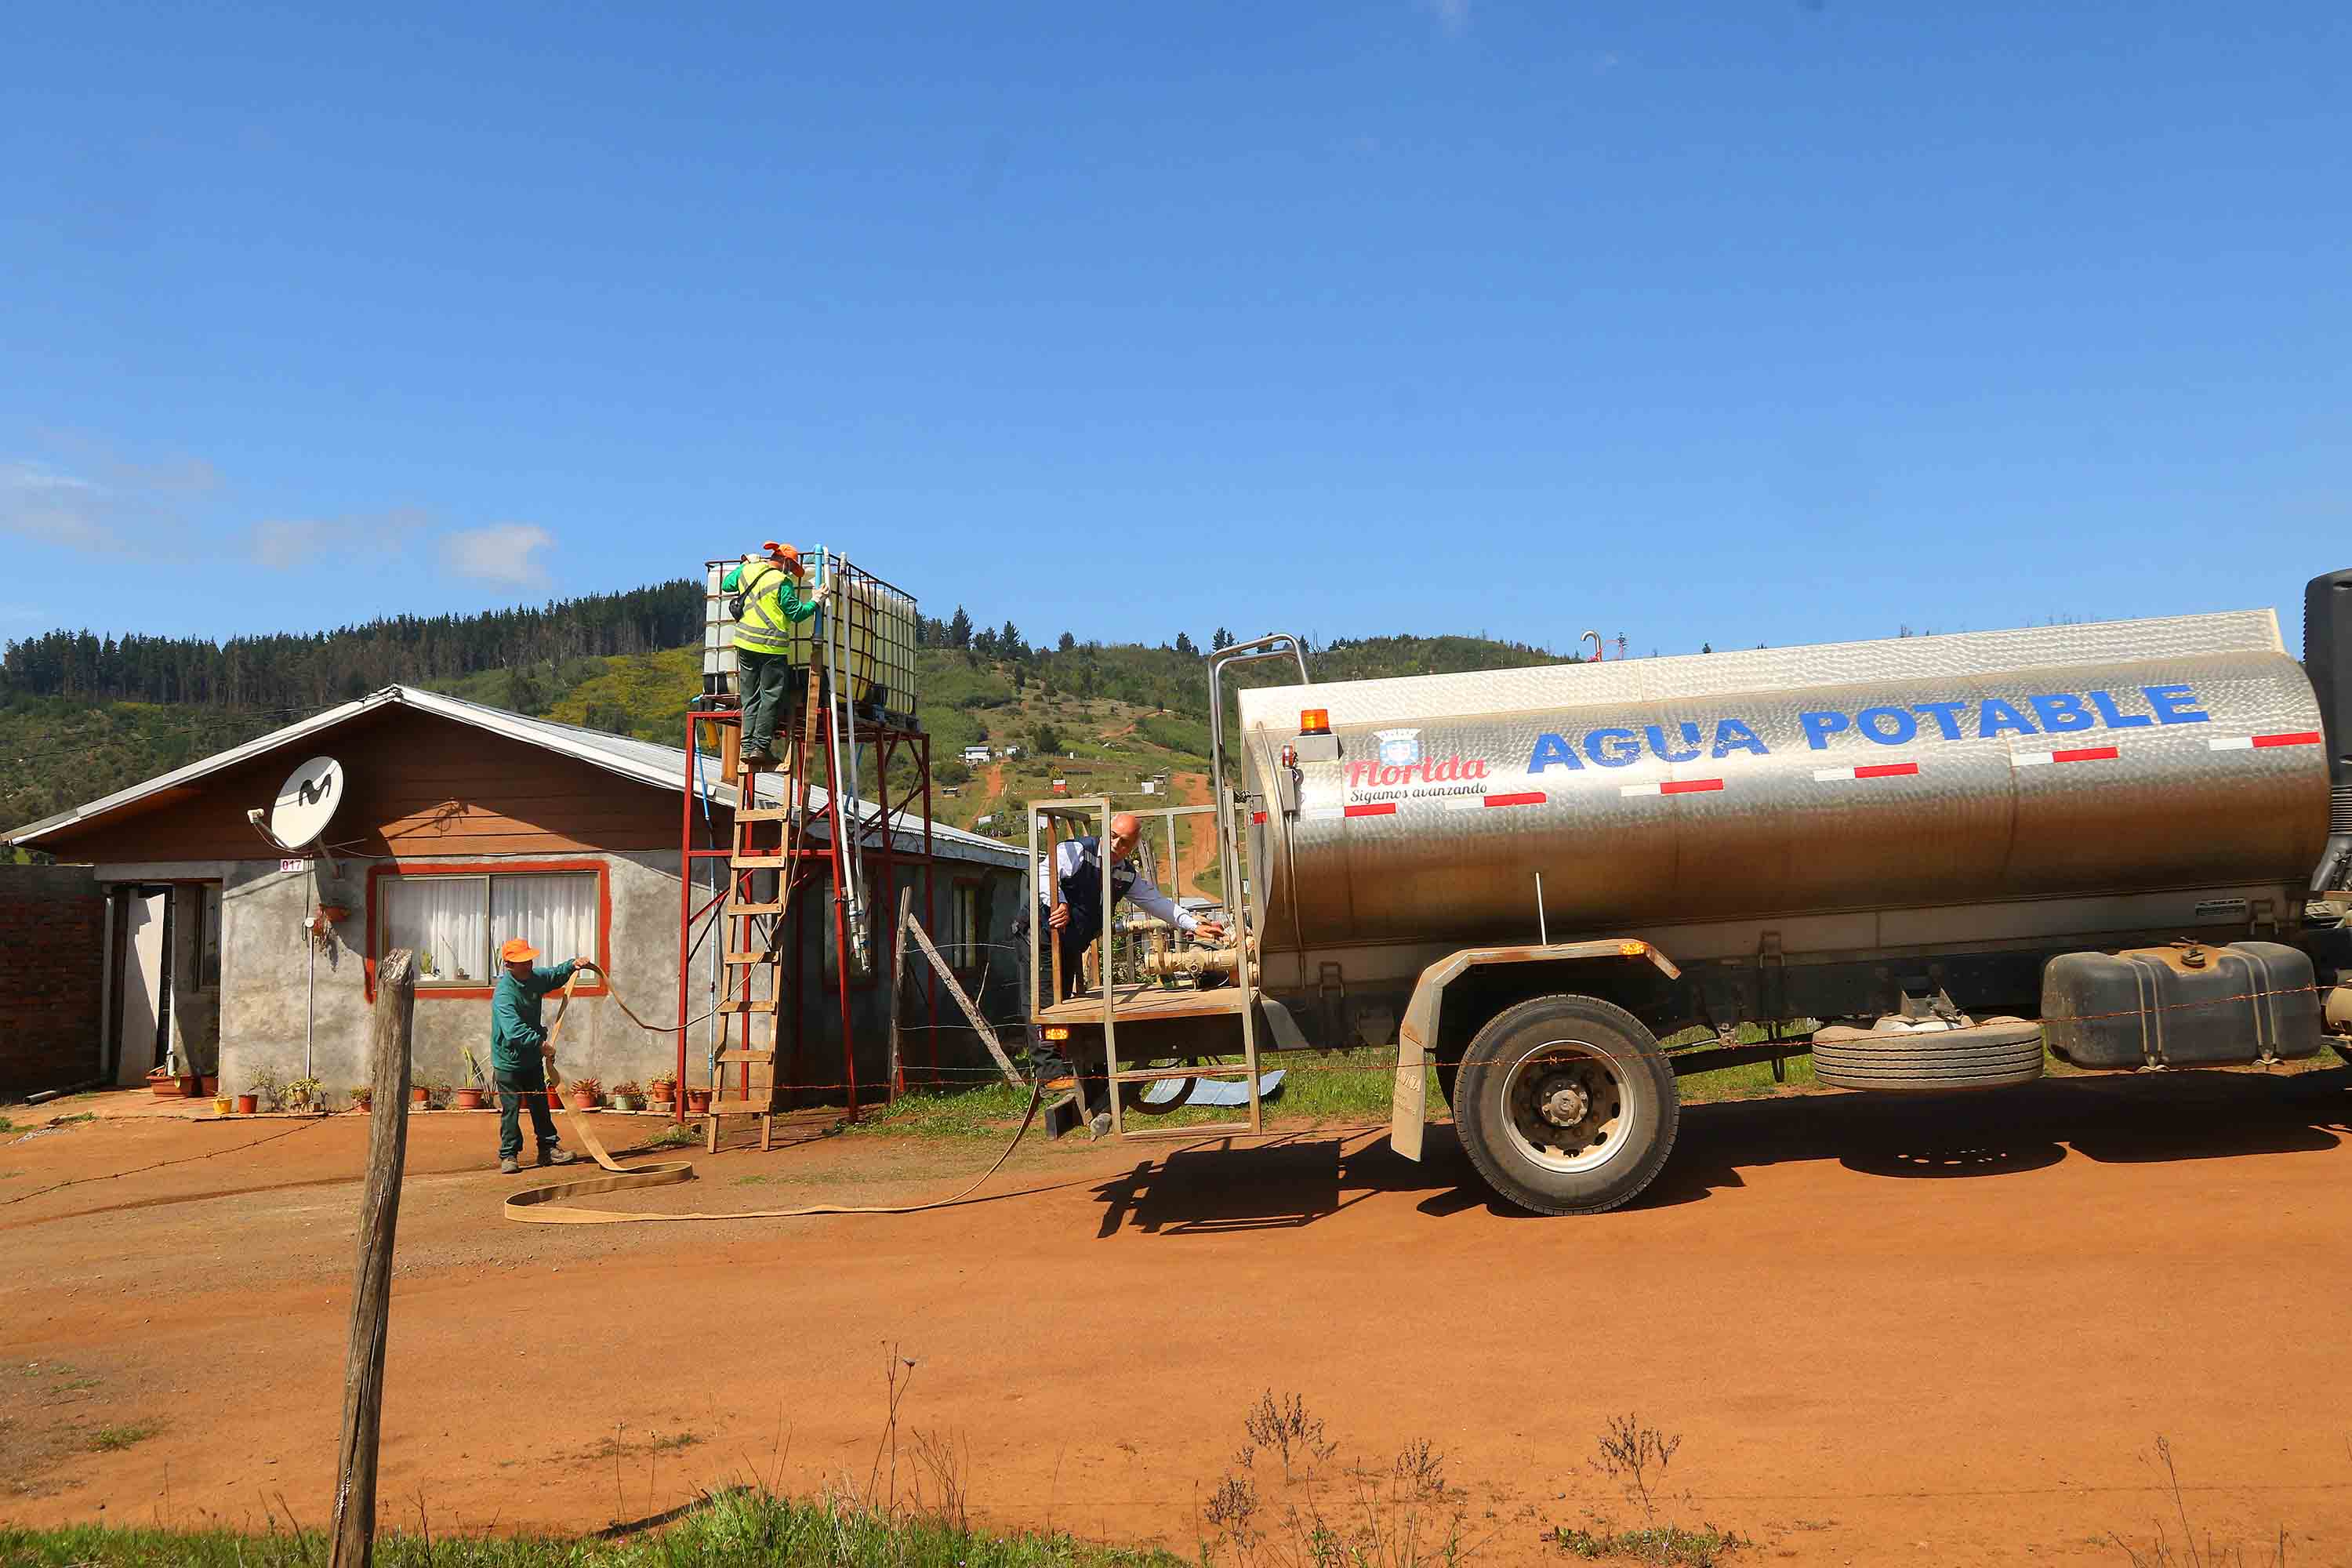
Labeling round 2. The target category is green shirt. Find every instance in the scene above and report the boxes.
[490,962,577,1074]
[721,560,819,655]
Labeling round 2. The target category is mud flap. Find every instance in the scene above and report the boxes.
[1392,1025,1428,1162]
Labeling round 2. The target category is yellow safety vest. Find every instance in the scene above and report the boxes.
[733,561,800,656]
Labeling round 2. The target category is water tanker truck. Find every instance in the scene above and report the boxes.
[1034,568,2352,1214]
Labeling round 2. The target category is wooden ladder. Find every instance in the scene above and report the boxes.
[710,749,791,1152]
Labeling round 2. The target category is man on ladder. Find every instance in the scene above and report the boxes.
[722,542,828,767]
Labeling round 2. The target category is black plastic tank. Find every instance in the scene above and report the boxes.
[2041,942,2323,1069]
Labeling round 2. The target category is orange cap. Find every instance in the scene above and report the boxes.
[499,938,539,964]
[762,541,801,571]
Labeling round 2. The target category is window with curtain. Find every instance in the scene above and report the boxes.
[489,873,599,971]
[383,875,490,986]
[381,869,601,988]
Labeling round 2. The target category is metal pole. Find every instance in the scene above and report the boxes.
[1534,872,1548,946]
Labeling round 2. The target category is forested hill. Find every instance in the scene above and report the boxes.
[0,581,706,709]
[1,583,1581,843]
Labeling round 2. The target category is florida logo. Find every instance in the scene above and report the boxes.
[1374,728,1422,768]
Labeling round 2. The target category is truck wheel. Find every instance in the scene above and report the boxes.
[1452,994,1679,1216]
[1811,1016,2044,1091]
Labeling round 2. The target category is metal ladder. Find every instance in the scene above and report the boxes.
[707,656,828,1152]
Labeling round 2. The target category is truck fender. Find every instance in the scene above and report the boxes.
[1388,938,1681,1161]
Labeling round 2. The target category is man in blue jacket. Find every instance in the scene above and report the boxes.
[491,937,597,1174]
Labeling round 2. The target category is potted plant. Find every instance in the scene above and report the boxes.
[146,1067,180,1099]
[684,1085,712,1114]
[608,1080,644,1112]
[565,1076,602,1112]
[419,1080,448,1109]
[350,1084,374,1113]
[212,1094,233,1116]
[452,1047,489,1109]
[647,1073,677,1112]
[281,1076,323,1115]
[244,1067,282,1115]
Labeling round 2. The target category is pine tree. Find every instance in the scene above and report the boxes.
[1174,631,1198,657]
[1211,627,1234,651]
[947,606,973,649]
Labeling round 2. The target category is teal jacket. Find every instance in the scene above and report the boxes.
[490,962,578,1075]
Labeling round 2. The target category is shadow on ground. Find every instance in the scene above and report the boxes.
[1086,1065,2352,1233]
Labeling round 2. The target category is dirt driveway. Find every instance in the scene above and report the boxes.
[4,1069,2350,1564]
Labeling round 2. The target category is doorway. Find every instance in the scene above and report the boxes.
[111,885,173,1085]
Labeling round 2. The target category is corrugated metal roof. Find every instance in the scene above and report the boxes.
[5,684,1024,868]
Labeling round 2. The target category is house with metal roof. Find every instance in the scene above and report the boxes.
[4,685,1025,1112]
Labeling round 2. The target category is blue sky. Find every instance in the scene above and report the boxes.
[4,2,2344,658]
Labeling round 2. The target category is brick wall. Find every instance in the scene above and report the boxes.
[0,866,106,1098]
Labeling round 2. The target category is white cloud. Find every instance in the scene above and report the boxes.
[1419,0,1470,35]
[0,460,118,549]
[443,522,555,589]
[245,507,428,569]
[1,436,225,554]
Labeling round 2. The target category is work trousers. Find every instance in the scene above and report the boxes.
[494,1067,561,1160]
[1018,907,1108,1115]
[738,648,794,756]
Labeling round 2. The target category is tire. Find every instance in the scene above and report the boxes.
[1452,994,1679,1216]
[1811,1015,2044,1091]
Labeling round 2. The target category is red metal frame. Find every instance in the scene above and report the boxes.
[673,701,939,1123]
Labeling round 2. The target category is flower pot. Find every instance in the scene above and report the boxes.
[234,1094,259,1115]
[411,1086,430,1105]
[148,1074,180,1098]
[178,1075,204,1098]
[452,1087,486,1110]
[566,1089,598,1111]
[684,1088,712,1113]
[610,1094,642,1112]
[350,1098,372,1114]
[546,1089,563,1112]
[201,1076,219,1095]
[212,1096,233,1116]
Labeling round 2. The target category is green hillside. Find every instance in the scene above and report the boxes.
[6,626,1581,863]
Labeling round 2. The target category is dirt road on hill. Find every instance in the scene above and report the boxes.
[4,1070,2350,1564]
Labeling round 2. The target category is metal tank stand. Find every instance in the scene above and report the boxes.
[1027,797,1264,1141]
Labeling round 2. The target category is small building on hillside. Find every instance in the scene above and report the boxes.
[2,686,1027,1105]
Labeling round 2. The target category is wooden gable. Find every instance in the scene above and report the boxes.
[37,706,685,862]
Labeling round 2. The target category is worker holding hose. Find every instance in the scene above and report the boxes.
[723,542,828,768]
[491,938,597,1174]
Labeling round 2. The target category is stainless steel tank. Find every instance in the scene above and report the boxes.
[1236,610,2328,951]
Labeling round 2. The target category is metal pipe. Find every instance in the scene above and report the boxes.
[1534,872,1548,946]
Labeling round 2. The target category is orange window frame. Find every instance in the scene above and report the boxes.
[364,858,613,1001]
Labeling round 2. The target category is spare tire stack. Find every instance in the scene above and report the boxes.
[1810,1016,2045,1091]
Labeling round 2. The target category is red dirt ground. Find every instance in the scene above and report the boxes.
[4,1069,2350,1564]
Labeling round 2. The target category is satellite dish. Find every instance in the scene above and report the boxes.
[270,756,345,850]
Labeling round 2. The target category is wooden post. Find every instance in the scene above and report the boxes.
[329,948,417,1568]
[885,883,913,1098]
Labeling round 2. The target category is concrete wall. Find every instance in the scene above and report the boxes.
[0,865,107,1098]
[96,849,1025,1107]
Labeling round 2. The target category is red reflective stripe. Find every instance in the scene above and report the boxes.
[1343,802,1396,818]
[1250,811,1267,824]
[2253,731,2322,748]
[2052,746,2119,764]
[1853,763,1919,779]
[1483,792,1545,808]
[1658,779,1725,796]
